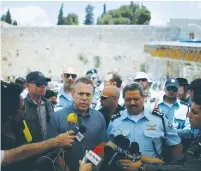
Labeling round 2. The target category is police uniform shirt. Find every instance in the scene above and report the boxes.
[107,107,181,158]
[157,98,191,139]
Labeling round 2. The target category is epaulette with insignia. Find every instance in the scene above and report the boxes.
[180,101,189,106]
[152,108,164,118]
[111,112,122,121]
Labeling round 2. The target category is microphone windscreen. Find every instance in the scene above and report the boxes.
[93,146,104,156]
[114,135,125,146]
[120,137,130,150]
[67,113,78,124]
[130,142,139,154]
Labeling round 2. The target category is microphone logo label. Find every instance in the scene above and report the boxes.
[86,150,101,166]
[75,132,84,142]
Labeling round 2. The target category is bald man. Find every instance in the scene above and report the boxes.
[98,86,124,128]
[56,66,77,110]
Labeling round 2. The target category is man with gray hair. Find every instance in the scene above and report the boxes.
[107,82,182,170]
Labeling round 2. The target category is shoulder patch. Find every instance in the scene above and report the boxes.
[180,101,189,106]
[152,109,164,118]
[111,112,122,121]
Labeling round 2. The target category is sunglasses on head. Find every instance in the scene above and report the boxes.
[167,86,178,92]
[64,73,77,79]
[135,78,147,82]
[30,81,48,87]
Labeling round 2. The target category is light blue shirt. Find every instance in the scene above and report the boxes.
[158,97,191,139]
[107,107,181,158]
[55,86,73,111]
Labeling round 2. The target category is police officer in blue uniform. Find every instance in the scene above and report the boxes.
[135,96,201,171]
[107,83,182,169]
[156,78,191,151]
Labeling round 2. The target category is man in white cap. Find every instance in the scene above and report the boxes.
[134,72,153,109]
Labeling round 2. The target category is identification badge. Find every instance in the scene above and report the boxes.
[75,132,84,142]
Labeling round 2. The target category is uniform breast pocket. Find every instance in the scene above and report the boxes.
[143,130,163,151]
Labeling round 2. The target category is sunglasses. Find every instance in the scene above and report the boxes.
[167,86,178,92]
[101,96,108,100]
[135,78,147,82]
[100,96,118,100]
[64,73,77,79]
[87,76,96,80]
[30,81,48,87]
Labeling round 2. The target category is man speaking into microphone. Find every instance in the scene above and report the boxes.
[47,77,108,171]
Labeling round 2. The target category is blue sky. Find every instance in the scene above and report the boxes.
[1,1,201,26]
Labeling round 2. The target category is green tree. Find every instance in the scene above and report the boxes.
[1,14,6,21]
[84,4,94,25]
[64,13,79,25]
[101,3,106,17]
[97,3,151,25]
[12,20,18,25]
[57,4,64,25]
[5,9,12,24]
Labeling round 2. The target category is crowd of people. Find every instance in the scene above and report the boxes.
[1,66,201,171]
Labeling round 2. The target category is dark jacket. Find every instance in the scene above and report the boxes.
[99,105,124,128]
[24,95,54,142]
[143,131,201,171]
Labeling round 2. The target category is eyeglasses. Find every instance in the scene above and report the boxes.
[135,78,147,82]
[30,81,48,87]
[64,73,77,79]
[167,86,178,92]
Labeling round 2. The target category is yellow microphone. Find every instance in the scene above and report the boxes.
[22,120,32,143]
[67,113,78,131]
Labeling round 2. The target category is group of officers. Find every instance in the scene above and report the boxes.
[1,67,201,171]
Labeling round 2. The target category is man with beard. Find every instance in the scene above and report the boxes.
[176,78,192,106]
[56,66,77,110]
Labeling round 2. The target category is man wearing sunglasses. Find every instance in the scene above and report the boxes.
[24,71,54,142]
[98,86,124,128]
[56,66,77,111]
[156,78,191,150]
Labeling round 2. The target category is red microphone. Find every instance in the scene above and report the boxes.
[82,146,104,166]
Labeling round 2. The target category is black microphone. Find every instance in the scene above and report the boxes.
[128,142,141,161]
[108,135,130,165]
[74,125,86,135]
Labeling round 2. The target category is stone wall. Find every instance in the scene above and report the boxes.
[1,24,181,80]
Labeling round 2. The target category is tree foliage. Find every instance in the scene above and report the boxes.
[5,9,12,24]
[12,20,18,25]
[57,4,64,25]
[64,13,79,25]
[97,2,151,25]
[84,4,94,25]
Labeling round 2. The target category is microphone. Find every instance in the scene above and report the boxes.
[74,125,86,135]
[67,113,78,130]
[22,120,32,143]
[128,142,141,161]
[108,135,130,165]
[82,146,104,166]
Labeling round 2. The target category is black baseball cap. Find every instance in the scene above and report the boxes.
[26,71,51,83]
[165,78,179,89]
[86,69,97,75]
[189,78,201,94]
[176,78,189,86]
